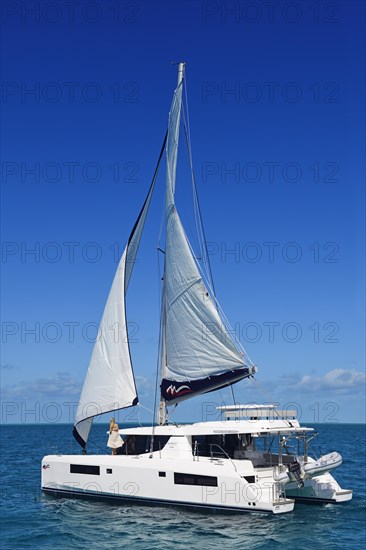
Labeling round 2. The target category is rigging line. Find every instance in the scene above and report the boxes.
[214,301,255,365]
[137,404,143,427]
[166,403,178,423]
[248,377,283,419]
[183,118,216,297]
[181,84,217,299]
[158,197,166,247]
[183,70,192,154]
[181,107,205,259]
[230,384,237,406]
[182,73,204,256]
[85,436,109,455]
[218,388,227,407]
[153,194,167,426]
[137,403,156,428]
[150,247,165,455]
[138,403,155,415]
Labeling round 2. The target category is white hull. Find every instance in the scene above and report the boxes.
[42,453,294,514]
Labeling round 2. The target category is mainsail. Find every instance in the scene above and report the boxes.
[73,134,167,448]
[160,63,253,406]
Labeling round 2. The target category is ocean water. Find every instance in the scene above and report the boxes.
[0,423,365,550]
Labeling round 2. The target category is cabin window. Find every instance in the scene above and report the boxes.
[174,473,217,487]
[70,464,100,475]
[159,471,166,477]
[192,434,240,459]
[106,469,112,474]
[120,435,170,455]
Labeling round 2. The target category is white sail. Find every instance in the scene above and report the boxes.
[164,207,247,381]
[74,134,167,448]
[73,247,137,447]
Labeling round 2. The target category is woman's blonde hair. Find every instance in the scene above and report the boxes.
[109,417,115,433]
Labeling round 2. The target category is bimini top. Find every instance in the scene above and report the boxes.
[217,404,298,421]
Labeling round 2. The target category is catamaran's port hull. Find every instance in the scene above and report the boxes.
[41,454,294,515]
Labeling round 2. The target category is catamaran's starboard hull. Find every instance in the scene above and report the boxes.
[42,486,294,514]
[41,454,294,515]
[285,472,353,504]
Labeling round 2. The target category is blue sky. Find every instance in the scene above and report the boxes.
[1,0,365,426]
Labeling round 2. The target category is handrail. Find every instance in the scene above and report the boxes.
[208,444,238,473]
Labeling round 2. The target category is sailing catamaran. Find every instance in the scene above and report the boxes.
[42,64,352,513]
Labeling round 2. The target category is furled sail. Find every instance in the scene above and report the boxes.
[161,65,252,406]
[73,134,167,449]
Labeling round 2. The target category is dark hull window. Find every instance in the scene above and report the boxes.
[70,464,100,475]
[174,472,218,487]
[243,476,256,484]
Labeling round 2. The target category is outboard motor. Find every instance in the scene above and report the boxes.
[288,460,304,488]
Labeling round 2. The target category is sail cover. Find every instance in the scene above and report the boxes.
[73,134,167,449]
[161,67,252,405]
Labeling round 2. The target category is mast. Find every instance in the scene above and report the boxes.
[158,62,185,426]
[157,290,167,425]
[177,62,185,86]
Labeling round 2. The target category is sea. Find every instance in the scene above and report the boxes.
[0,423,365,550]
